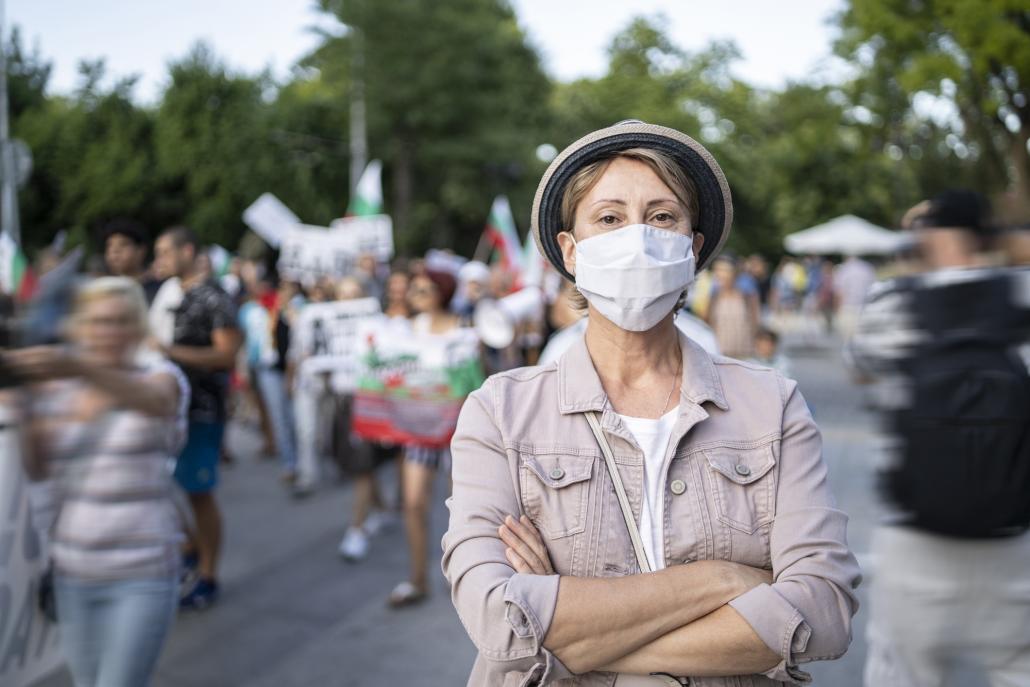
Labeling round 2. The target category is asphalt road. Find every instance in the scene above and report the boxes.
[37,333,902,687]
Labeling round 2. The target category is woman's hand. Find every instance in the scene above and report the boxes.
[3,346,78,381]
[498,515,555,575]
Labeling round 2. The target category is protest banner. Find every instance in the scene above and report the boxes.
[242,193,301,248]
[0,408,64,687]
[292,298,385,393]
[351,324,483,448]
[278,215,394,283]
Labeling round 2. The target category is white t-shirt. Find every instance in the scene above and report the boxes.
[618,408,678,571]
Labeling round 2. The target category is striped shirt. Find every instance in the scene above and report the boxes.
[44,358,190,581]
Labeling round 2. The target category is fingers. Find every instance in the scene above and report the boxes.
[498,515,553,575]
[511,515,554,574]
[505,547,534,574]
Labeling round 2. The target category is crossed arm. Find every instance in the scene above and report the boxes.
[499,514,780,676]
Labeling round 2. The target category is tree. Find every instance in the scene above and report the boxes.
[546,17,908,258]
[265,69,350,226]
[15,60,157,251]
[313,0,552,255]
[153,43,277,249]
[836,0,1030,218]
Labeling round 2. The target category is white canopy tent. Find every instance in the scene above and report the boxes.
[784,215,911,256]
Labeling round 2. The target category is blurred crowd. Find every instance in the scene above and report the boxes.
[1,189,1028,686]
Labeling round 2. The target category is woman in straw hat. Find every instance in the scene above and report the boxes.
[442,121,860,686]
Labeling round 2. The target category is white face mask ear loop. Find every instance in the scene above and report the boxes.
[564,231,578,277]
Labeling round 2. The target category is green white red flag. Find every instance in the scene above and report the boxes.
[347,160,384,217]
[0,231,36,302]
[483,195,524,278]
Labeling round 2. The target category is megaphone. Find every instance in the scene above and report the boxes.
[473,286,544,349]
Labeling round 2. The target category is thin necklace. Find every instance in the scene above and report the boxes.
[658,354,682,417]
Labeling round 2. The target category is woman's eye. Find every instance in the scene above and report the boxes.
[652,212,675,224]
[599,215,619,225]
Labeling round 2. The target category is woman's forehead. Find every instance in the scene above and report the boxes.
[582,157,679,205]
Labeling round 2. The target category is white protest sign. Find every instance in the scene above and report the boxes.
[0,409,64,687]
[328,215,394,258]
[292,298,385,392]
[278,215,394,284]
[242,193,301,248]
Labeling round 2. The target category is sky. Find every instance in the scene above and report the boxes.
[9,0,848,103]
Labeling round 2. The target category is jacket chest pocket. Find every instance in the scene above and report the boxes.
[704,445,777,535]
[519,453,594,539]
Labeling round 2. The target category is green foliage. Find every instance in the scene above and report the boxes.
[317,0,552,255]
[836,0,1030,216]
[7,1,1026,259]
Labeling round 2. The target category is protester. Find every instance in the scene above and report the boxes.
[382,270,412,320]
[323,276,397,561]
[153,226,241,609]
[816,259,837,333]
[744,253,772,309]
[101,219,163,304]
[8,277,189,687]
[443,120,860,685]
[834,253,876,337]
[354,253,385,302]
[706,254,759,358]
[849,191,1030,687]
[239,269,297,482]
[388,268,465,607]
[453,260,491,321]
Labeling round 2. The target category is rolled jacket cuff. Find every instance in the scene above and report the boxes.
[503,573,575,683]
[729,583,813,684]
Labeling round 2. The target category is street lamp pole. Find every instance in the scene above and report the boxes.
[349,23,368,200]
[0,0,20,245]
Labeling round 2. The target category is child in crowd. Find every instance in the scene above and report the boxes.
[749,326,792,378]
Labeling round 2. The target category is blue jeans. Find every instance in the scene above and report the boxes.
[255,367,298,473]
[55,574,179,687]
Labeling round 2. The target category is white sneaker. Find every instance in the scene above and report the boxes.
[363,510,398,537]
[338,527,369,561]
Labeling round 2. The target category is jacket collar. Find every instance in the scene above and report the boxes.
[557,327,729,415]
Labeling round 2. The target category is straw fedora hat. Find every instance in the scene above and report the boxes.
[531,119,733,280]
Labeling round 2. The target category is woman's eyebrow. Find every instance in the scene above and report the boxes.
[589,198,680,207]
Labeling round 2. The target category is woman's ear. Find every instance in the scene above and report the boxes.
[556,231,577,277]
[692,232,705,261]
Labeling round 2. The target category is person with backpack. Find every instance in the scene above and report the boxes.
[849,190,1030,687]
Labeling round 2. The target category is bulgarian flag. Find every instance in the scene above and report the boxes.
[483,195,524,278]
[0,231,35,302]
[347,160,384,217]
[207,244,232,278]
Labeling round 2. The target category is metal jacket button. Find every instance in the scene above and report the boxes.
[549,467,565,480]
[734,464,751,477]
[670,479,687,495]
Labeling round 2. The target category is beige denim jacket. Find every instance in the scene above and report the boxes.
[442,332,861,687]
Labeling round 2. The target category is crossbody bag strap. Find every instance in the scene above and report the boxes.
[587,412,687,687]
[585,411,653,574]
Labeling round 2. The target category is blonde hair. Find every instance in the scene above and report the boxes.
[74,276,150,336]
[560,148,700,311]
[559,147,700,237]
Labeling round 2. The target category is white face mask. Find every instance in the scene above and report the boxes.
[572,224,696,332]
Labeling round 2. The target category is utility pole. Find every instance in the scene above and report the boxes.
[349,24,368,199]
[0,0,19,245]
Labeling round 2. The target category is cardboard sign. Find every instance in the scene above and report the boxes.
[292,298,385,392]
[242,193,301,248]
[0,414,65,687]
[351,323,483,448]
[278,216,394,283]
